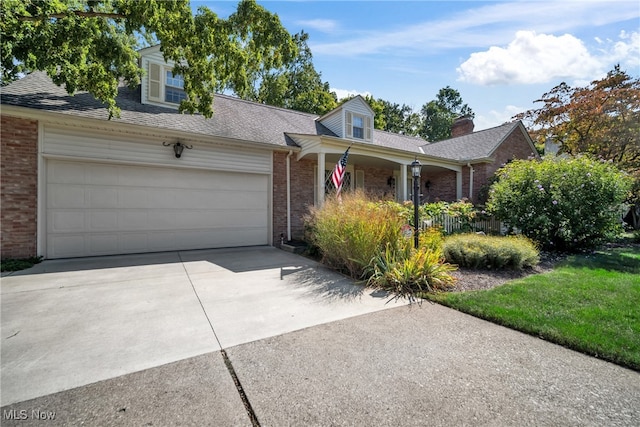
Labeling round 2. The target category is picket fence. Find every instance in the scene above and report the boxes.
[422,214,505,235]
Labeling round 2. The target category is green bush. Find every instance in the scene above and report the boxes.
[1,256,42,272]
[487,156,632,251]
[305,191,405,278]
[366,239,457,302]
[443,234,540,270]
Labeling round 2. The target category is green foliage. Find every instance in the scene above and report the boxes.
[1,0,296,119]
[487,156,632,251]
[1,256,42,272]
[366,239,457,303]
[428,246,640,371]
[419,86,474,142]
[443,234,539,270]
[251,31,337,115]
[306,192,458,302]
[305,191,405,279]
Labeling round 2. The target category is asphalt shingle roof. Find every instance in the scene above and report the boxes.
[420,122,521,161]
[0,72,335,147]
[1,72,524,162]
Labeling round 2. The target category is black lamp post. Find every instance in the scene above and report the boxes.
[411,159,422,249]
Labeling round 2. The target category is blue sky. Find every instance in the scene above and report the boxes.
[193,1,640,130]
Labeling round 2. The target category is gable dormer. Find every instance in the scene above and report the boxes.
[318,95,374,142]
[138,45,186,108]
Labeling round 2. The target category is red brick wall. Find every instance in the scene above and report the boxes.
[272,152,315,244]
[426,170,457,202]
[1,115,38,259]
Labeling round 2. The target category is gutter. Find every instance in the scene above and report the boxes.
[467,162,475,200]
[286,150,293,242]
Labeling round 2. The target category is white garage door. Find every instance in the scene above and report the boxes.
[46,160,269,258]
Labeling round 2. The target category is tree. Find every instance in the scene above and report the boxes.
[349,95,420,136]
[515,66,640,227]
[378,99,421,136]
[487,156,632,251]
[1,0,297,118]
[252,31,337,115]
[420,86,474,142]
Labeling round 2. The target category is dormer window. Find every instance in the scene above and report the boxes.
[165,71,187,104]
[346,111,372,141]
[146,62,187,106]
[353,115,364,139]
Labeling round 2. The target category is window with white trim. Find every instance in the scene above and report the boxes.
[165,71,187,104]
[146,62,187,105]
[345,111,372,141]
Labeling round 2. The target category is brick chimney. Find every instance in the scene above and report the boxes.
[451,116,474,137]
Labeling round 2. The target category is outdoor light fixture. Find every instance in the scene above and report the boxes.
[387,176,396,188]
[411,158,422,249]
[163,141,193,158]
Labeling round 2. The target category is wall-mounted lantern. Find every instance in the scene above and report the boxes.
[163,141,193,158]
[387,176,396,188]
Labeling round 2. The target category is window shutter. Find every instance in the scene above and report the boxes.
[345,111,352,138]
[356,170,364,189]
[365,116,372,141]
[149,63,161,101]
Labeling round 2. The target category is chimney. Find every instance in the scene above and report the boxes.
[451,116,474,137]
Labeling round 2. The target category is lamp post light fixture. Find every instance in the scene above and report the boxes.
[163,141,193,158]
[411,158,422,249]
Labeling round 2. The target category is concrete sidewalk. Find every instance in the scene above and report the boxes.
[1,247,406,407]
[2,303,639,426]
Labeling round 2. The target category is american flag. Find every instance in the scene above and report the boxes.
[331,147,350,196]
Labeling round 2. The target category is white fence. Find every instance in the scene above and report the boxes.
[422,214,505,235]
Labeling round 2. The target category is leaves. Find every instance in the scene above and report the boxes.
[1,0,296,119]
[515,66,640,204]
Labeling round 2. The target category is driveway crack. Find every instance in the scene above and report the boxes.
[177,251,261,426]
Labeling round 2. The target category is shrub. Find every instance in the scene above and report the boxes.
[366,239,457,302]
[443,234,540,270]
[487,156,632,251]
[1,256,42,272]
[305,191,405,278]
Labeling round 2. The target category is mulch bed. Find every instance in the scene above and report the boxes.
[449,252,566,292]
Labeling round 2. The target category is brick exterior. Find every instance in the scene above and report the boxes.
[272,152,316,244]
[465,128,537,204]
[451,117,475,138]
[425,170,458,202]
[1,115,39,259]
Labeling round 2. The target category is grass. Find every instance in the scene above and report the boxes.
[427,246,640,371]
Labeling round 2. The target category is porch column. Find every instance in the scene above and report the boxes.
[317,151,326,207]
[400,164,408,201]
[456,170,463,200]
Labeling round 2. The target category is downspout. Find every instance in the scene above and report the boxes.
[286,150,293,242]
[467,162,474,200]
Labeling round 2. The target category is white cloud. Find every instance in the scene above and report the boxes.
[296,19,339,33]
[456,31,604,85]
[310,1,639,57]
[609,31,640,69]
[474,105,524,131]
[331,88,372,101]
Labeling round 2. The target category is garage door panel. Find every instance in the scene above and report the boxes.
[88,187,118,208]
[48,185,87,208]
[46,160,269,258]
[48,161,86,184]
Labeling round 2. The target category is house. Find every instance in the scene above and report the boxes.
[1,47,538,260]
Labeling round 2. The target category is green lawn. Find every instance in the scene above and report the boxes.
[427,246,640,371]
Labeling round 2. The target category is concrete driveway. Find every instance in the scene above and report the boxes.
[1,246,405,407]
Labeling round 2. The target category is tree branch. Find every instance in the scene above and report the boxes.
[18,11,125,21]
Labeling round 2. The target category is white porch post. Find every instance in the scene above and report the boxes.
[317,151,326,207]
[400,164,408,201]
[456,170,463,200]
